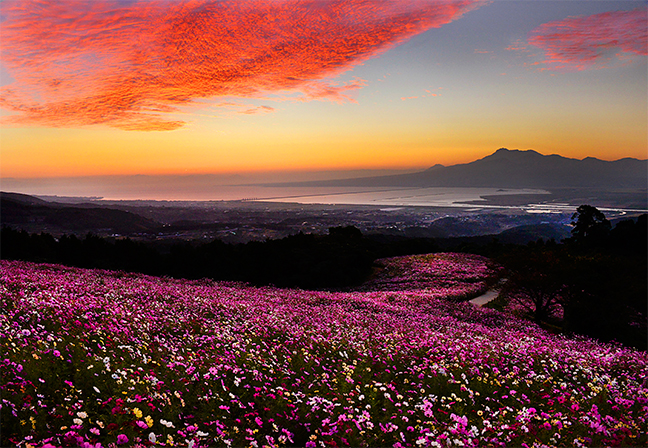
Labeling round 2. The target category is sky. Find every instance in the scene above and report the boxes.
[0,0,646,196]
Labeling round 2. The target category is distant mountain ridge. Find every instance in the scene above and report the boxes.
[278,148,647,189]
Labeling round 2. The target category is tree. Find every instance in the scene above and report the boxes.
[570,205,611,244]
[498,248,567,324]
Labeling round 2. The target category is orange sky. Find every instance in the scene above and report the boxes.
[1,0,646,182]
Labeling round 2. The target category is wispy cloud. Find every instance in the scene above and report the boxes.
[241,105,276,115]
[527,8,647,71]
[0,0,483,131]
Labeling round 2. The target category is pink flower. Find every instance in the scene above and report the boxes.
[53,350,61,357]
[136,420,148,429]
[116,434,129,445]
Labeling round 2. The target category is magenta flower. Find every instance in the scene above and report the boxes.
[2,257,648,447]
[53,349,61,357]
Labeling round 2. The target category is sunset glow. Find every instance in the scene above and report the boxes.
[0,0,481,131]
[0,0,646,193]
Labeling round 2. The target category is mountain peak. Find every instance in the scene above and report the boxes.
[425,163,445,172]
[489,148,543,157]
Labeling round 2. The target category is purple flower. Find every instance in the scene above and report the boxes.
[53,350,61,357]
[116,434,129,445]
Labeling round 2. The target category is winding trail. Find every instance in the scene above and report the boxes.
[469,289,500,307]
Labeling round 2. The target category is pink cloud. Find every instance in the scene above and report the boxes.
[527,8,647,71]
[240,105,276,115]
[0,0,484,131]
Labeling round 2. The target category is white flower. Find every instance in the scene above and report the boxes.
[77,411,87,419]
[149,432,157,443]
[160,419,175,428]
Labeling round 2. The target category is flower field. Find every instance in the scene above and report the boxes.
[356,253,492,299]
[1,255,647,448]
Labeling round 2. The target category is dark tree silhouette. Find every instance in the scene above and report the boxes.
[570,205,611,243]
[498,248,567,324]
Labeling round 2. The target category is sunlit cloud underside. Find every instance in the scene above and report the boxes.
[528,8,647,71]
[0,0,482,131]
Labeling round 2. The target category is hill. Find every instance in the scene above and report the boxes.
[0,191,160,235]
[1,258,646,447]
[277,148,648,190]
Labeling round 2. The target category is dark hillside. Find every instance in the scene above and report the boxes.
[1,192,160,235]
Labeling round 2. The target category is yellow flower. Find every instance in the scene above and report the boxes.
[167,434,174,445]
[145,415,154,427]
[133,408,143,418]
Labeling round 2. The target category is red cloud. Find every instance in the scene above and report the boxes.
[527,8,647,71]
[0,0,483,131]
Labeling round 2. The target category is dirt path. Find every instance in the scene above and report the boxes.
[469,289,500,307]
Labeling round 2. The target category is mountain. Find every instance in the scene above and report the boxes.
[278,148,647,189]
[0,192,160,235]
